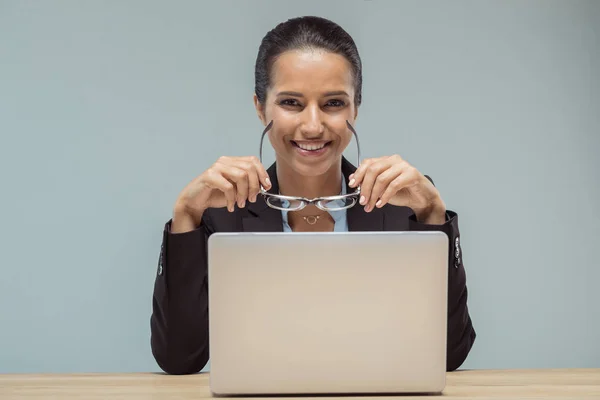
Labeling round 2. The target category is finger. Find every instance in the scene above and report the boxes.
[221,166,250,208]
[377,169,419,208]
[233,160,260,204]
[359,160,393,211]
[348,158,376,188]
[368,163,404,211]
[243,156,271,190]
[246,165,260,203]
[205,169,236,212]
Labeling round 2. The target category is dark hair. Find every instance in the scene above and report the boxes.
[255,16,363,107]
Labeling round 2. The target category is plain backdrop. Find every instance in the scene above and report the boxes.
[0,0,598,373]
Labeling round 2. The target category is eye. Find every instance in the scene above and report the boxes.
[279,98,301,107]
[325,99,346,108]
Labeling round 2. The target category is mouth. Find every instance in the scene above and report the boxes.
[290,140,332,156]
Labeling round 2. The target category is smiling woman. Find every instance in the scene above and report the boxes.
[150,16,476,374]
[257,50,356,183]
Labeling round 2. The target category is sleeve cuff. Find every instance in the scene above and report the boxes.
[409,210,461,269]
[164,219,205,236]
[409,210,457,233]
[163,219,207,257]
[159,219,208,280]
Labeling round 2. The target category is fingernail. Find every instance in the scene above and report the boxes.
[360,196,366,205]
[349,178,355,187]
[376,200,382,208]
[241,200,246,208]
[364,205,370,213]
[265,178,271,187]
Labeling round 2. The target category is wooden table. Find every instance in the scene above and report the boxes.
[1,369,599,399]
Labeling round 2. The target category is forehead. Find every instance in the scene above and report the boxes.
[270,49,354,94]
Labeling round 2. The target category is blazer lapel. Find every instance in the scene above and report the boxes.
[242,199,283,232]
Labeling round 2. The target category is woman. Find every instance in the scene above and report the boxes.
[150,16,476,374]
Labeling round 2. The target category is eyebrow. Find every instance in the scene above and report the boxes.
[276,90,350,97]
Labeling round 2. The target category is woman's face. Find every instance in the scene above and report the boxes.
[255,49,358,177]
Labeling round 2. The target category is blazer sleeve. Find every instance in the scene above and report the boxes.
[409,210,477,371]
[150,214,213,374]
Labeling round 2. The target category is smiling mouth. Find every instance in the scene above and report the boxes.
[291,141,332,151]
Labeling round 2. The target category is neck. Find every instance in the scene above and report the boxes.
[276,158,343,199]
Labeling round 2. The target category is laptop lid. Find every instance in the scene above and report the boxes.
[208,231,448,395]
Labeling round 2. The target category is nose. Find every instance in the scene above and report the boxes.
[299,104,325,139]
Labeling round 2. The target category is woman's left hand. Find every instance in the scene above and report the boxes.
[348,155,447,225]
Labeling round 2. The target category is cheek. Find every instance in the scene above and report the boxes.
[334,129,355,157]
[267,130,289,150]
[339,133,353,150]
[265,105,299,126]
[263,102,286,121]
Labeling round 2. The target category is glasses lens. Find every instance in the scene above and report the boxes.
[266,196,305,211]
[317,196,357,211]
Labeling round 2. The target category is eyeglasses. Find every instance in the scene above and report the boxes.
[259,120,361,212]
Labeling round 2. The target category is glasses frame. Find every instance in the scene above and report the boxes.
[258,120,362,212]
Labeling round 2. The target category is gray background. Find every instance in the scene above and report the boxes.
[0,0,598,373]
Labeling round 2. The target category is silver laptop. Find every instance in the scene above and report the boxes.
[207,231,449,395]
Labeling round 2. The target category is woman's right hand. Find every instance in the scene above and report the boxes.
[171,156,271,233]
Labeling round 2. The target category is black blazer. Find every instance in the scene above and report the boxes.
[150,157,476,374]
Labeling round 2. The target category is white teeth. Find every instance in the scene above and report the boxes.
[297,142,326,151]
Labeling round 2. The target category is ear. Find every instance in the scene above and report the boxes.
[353,104,359,121]
[253,94,267,125]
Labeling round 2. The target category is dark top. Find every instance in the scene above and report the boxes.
[150,157,476,374]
